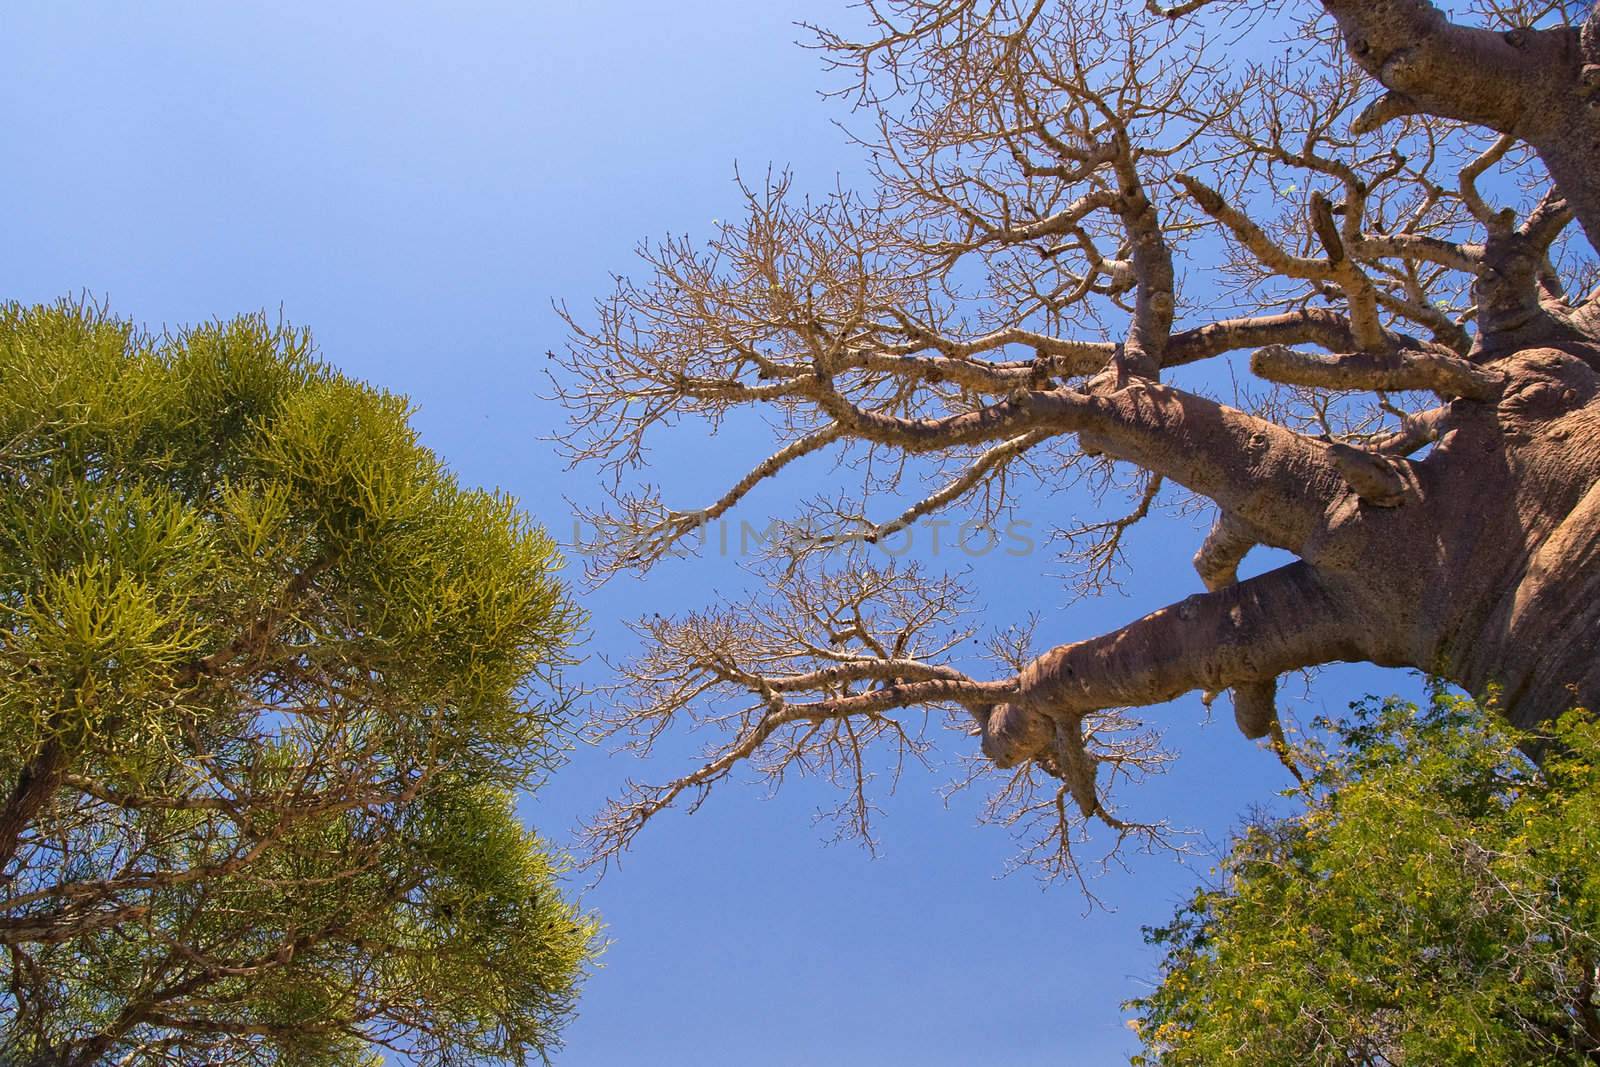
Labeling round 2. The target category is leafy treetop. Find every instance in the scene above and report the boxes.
[0,300,597,1067]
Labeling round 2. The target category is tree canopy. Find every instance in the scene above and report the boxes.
[1128,694,1600,1064]
[556,0,1600,878]
[0,300,597,1065]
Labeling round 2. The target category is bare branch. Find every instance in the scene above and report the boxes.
[562,0,1600,883]
[1251,343,1505,399]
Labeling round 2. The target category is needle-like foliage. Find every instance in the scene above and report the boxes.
[0,300,597,1066]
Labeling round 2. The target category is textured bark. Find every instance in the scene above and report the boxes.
[1323,0,1600,250]
[0,740,64,874]
[989,334,1600,761]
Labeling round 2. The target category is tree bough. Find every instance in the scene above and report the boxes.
[560,0,1600,881]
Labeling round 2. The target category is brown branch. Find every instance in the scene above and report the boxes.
[1251,344,1504,400]
[818,430,1052,549]
[1521,192,1575,251]
[0,903,148,946]
[810,371,1355,555]
[1229,678,1279,741]
[1194,512,1259,592]
[1372,404,1454,455]
[0,739,65,874]
[1190,514,1289,742]
[1322,1,1600,250]
[1321,1,1552,134]
[1354,233,1481,274]
[1327,441,1409,507]
[581,672,1004,863]
[1350,89,1424,134]
[174,552,336,687]
[1165,309,1364,366]
[1145,0,1221,15]
[1177,174,1327,279]
[985,562,1370,765]
[1054,473,1164,598]
[1459,134,1516,226]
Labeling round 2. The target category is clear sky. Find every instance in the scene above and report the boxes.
[0,4,1428,1062]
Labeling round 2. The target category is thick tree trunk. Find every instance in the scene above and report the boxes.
[1393,339,1600,726]
[1262,1,1600,729]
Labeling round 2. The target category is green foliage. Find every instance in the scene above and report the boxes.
[1127,693,1600,1065]
[0,300,598,1065]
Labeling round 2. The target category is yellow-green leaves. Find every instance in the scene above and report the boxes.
[255,377,430,541]
[0,301,156,473]
[0,300,593,1066]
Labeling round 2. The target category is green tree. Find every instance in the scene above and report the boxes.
[1127,694,1600,1065]
[0,300,598,1065]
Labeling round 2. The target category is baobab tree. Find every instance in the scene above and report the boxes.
[558,0,1600,878]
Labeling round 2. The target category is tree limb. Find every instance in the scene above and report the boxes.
[1251,344,1505,400]
[985,562,1368,764]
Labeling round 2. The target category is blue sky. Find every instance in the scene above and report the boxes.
[0,4,1429,1062]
